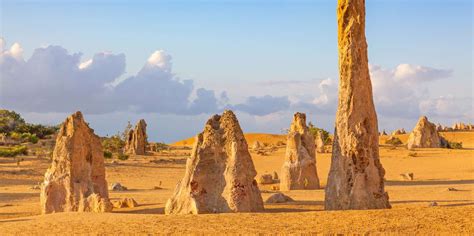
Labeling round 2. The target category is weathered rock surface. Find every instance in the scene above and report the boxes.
[113,198,138,208]
[280,113,320,191]
[265,193,294,203]
[400,172,414,181]
[252,141,262,150]
[258,174,274,185]
[407,116,442,149]
[110,182,128,191]
[124,119,148,155]
[165,110,264,214]
[391,129,406,135]
[40,111,111,214]
[315,130,326,153]
[325,0,390,210]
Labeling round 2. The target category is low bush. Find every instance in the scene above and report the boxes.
[117,153,129,161]
[447,141,463,149]
[0,145,28,157]
[103,150,113,159]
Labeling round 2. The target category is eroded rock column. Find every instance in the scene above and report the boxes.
[280,113,320,190]
[124,119,148,155]
[40,111,112,214]
[325,0,390,210]
[165,110,264,214]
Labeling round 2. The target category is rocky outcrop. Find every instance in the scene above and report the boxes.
[407,116,442,149]
[265,193,294,203]
[40,111,111,214]
[165,110,264,214]
[280,113,320,191]
[124,119,147,155]
[315,130,326,153]
[391,129,406,135]
[252,141,262,150]
[325,0,390,210]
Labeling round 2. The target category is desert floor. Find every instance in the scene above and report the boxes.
[0,132,473,234]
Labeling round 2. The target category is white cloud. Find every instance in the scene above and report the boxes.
[146,50,172,72]
[78,58,93,69]
[393,64,453,82]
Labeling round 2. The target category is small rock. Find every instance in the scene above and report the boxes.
[110,182,128,191]
[258,174,274,185]
[428,201,438,207]
[153,186,163,190]
[272,171,279,180]
[448,187,460,191]
[400,172,414,181]
[112,198,138,208]
[29,185,41,190]
[265,193,294,203]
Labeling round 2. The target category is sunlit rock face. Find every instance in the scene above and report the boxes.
[325,0,391,210]
[165,110,264,214]
[40,111,112,214]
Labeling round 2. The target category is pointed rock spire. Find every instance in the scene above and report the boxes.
[165,110,264,214]
[325,0,390,210]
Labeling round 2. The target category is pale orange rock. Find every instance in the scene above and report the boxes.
[165,110,264,214]
[280,113,320,190]
[40,111,111,214]
[407,116,442,149]
[315,130,326,153]
[124,119,148,155]
[391,128,406,135]
[325,0,390,210]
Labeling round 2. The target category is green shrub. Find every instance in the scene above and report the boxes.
[308,122,331,145]
[385,137,403,146]
[0,145,28,157]
[117,153,129,161]
[0,110,25,134]
[448,141,463,149]
[102,135,125,153]
[103,151,113,159]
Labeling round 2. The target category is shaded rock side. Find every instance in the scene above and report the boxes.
[165,110,264,214]
[124,119,148,155]
[280,113,320,191]
[407,116,442,149]
[325,0,390,210]
[40,111,111,214]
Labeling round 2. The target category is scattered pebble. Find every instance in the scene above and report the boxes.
[110,182,128,191]
[265,193,294,203]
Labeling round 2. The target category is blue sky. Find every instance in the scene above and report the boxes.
[1,0,472,142]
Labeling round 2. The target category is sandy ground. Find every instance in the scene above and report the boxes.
[0,132,473,234]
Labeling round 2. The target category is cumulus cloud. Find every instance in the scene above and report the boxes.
[393,64,453,82]
[369,64,455,118]
[0,40,225,115]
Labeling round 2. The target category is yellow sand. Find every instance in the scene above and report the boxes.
[0,132,473,234]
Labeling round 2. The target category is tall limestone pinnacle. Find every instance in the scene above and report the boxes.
[165,110,264,214]
[324,0,391,210]
[280,112,320,190]
[40,111,112,214]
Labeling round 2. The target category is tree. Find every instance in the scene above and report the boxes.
[308,122,331,145]
[0,110,25,133]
